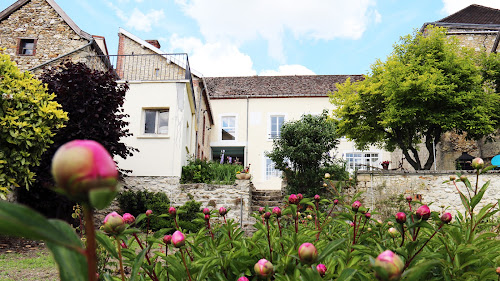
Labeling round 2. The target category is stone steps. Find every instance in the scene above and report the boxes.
[250,189,284,212]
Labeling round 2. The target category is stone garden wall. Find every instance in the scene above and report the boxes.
[353,170,500,218]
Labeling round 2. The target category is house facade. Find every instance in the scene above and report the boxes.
[0,0,110,73]
[205,75,392,190]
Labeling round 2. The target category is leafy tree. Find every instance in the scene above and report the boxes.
[330,26,499,170]
[0,52,67,199]
[266,110,340,196]
[16,62,136,219]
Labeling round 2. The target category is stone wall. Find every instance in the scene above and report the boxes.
[353,170,500,218]
[121,176,254,226]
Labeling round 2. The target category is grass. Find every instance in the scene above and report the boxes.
[0,250,58,281]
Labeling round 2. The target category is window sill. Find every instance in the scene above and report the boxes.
[137,135,170,139]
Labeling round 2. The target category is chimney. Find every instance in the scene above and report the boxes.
[146,40,161,49]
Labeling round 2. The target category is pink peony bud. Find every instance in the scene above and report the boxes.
[219,207,227,216]
[258,207,265,214]
[204,214,210,220]
[272,207,281,217]
[333,199,339,205]
[440,212,452,224]
[120,242,127,249]
[163,235,172,245]
[388,227,398,238]
[297,193,303,201]
[496,267,500,275]
[350,222,355,227]
[122,213,135,224]
[449,175,456,181]
[171,230,185,248]
[169,206,176,215]
[202,208,210,215]
[51,140,118,201]
[471,157,484,170]
[460,175,467,181]
[416,205,431,220]
[289,194,299,205]
[316,264,327,277]
[352,201,361,212]
[237,277,249,281]
[365,212,371,219]
[254,259,273,278]
[395,212,406,224]
[374,250,404,281]
[387,221,394,226]
[314,194,320,201]
[102,212,126,235]
[145,209,153,216]
[264,212,271,220]
[307,214,313,220]
[405,196,412,203]
[298,243,318,264]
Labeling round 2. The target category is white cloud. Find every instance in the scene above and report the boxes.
[441,0,500,14]
[125,8,165,32]
[259,65,316,76]
[169,34,256,77]
[176,0,380,61]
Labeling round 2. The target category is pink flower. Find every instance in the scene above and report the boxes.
[272,207,281,217]
[237,277,249,281]
[171,231,185,248]
[471,157,484,170]
[258,207,265,214]
[416,205,431,220]
[297,193,303,201]
[406,196,412,203]
[333,199,339,205]
[202,208,210,215]
[102,212,125,235]
[51,140,118,200]
[314,194,320,201]
[388,227,398,238]
[204,214,210,220]
[440,212,452,224]
[365,212,371,219]
[163,235,172,245]
[352,201,361,212]
[169,206,177,215]
[496,267,500,275]
[288,194,299,205]
[316,264,327,277]
[264,212,271,220]
[350,222,355,227]
[298,243,318,264]
[254,259,273,278]
[145,210,153,216]
[219,207,227,216]
[374,250,404,280]
[395,212,406,224]
[122,213,135,224]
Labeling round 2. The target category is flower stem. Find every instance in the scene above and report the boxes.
[115,237,126,281]
[404,224,443,270]
[180,249,192,281]
[265,218,273,263]
[83,204,97,281]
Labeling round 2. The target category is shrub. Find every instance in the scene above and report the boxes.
[181,158,242,185]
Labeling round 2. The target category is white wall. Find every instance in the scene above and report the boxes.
[116,81,195,177]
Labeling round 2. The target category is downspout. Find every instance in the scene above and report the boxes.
[195,82,205,159]
[246,95,249,167]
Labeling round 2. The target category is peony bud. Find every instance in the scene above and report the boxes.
[298,243,318,264]
[122,213,135,224]
[440,212,452,224]
[258,207,265,214]
[449,175,456,181]
[377,219,383,225]
[324,173,331,179]
[171,230,185,248]
[163,235,172,245]
[169,206,177,215]
[254,259,273,278]
[219,207,227,216]
[367,227,372,232]
[405,196,412,203]
[365,212,371,219]
[307,214,313,220]
[237,277,249,281]
[496,267,500,275]
[352,201,361,212]
[374,250,404,281]
[51,140,118,203]
[102,212,126,235]
[289,194,299,205]
[272,207,281,217]
[316,264,327,277]
[323,183,327,187]
[146,209,153,216]
[202,208,210,215]
[395,212,406,224]
[297,193,304,201]
[204,214,210,220]
[388,227,398,238]
[333,199,339,205]
[387,221,394,226]
[416,205,431,220]
[460,175,467,181]
[120,242,127,249]
[471,157,484,170]
[314,194,321,201]
[264,212,271,220]
[350,222,355,227]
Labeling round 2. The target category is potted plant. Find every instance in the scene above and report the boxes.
[381,160,390,170]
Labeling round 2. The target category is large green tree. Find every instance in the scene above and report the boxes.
[266,110,341,196]
[330,27,499,170]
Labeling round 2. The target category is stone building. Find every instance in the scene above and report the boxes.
[0,0,110,73]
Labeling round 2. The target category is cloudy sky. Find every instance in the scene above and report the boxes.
[2,0,500,76]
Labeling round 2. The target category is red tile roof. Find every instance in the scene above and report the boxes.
[205,75,363,99]
[437,4,500,25]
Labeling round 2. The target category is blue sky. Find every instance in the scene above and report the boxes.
[2,0,500,76]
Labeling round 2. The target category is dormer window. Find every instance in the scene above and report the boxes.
[18,38,36,56]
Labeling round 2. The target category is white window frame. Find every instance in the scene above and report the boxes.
[344,152,379,171]
[264,157,282,180]
[267,113,286,140]
[220,114,237,141]
[142,108,169,135]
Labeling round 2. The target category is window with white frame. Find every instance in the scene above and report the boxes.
[269,115,285,139]
[265,158,282,180]
[345,152,379,171]
[221,116,236,140]
[144,109,169,134]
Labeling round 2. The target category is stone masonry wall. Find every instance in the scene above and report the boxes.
[354,170,500,218]
[0,0,89,71]
[121,176,253,226]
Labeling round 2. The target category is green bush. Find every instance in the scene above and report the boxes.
[181,158,242,185]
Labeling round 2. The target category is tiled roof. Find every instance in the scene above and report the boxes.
[437,4,500,25]
[205,75,363,99]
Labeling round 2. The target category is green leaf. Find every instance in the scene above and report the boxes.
[318,238,346,261]
[96,232,118,258]
[470,180,489,209]
[402,259,441,281]
[89,189,118,210]
[337,268,357,281]
[129,247,147,281]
